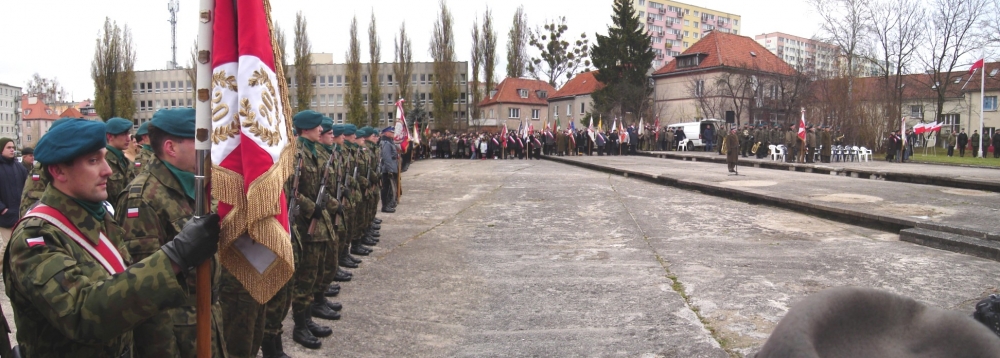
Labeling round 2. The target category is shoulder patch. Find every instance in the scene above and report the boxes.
[25,237,45,247]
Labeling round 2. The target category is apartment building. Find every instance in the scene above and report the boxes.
[755,32,839,77]
[634,0,741,71]
[133,56,470,129]
[19,95,60,149]
[0,83,21,146]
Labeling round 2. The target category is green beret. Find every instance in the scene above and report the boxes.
[150,108,196,138]
[343,124,357,136]
[293,110,323,130]
[136,121,150,136]
[321,117,333,133]
[52,117,75,129]
[332,124,345,136]
[20,147,33,155]
[35,119,107,165]
[106,117,133,135]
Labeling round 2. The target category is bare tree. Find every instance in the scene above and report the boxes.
[506,5,529,78]
[368,12,383,126]
[470,16,483,121]
[527,17,591,87]
[293,12,314,113]
[481,8,499,97]
[866,0,925,131]
[346,16,367,126]
[430,0,458,130]
[24,73,69,105]
[393,23,414,115]
[91,17,136,121]
[810,0,872,91]
[186,40,198,103]
[918,0,990,126]
[686,75,725,120]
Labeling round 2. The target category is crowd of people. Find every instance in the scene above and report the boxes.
[0,108,401,358]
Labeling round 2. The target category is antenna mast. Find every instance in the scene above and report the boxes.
[168,0,180,68]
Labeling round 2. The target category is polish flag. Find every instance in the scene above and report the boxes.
[913,123,925,134]
[210,0,295,303]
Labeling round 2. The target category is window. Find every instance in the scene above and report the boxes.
[991,69,999,77]
[387,74,394,85]
[320,94,327,106]
[337,94,343,106]
[187,99,192,107]
[986,96,998,111]
[518,89,529,98]
[683,42,689,48]
[155,82,161,93]
[910,105,923,118]
[171,99,177,107]
[508,107,520,118]
[26,135,31,142]
[311,95,317,107]
[695,80,705,96]
[639,0,645,5]
[171,81,177,91]
[531,109,540,119]
[460,92,467,103]
[337,113,344,123]
[363,94,368,105]
[337,75,343,86]
[187,80,193,92]
[362,75,368,87]
[420,74,426,84]
[580,102,586,114]
[566,104,571,116]
[327,76,333,85]
[460,74,467,84]
[320,76,326,86]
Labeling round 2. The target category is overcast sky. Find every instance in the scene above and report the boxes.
[1,0,822,101]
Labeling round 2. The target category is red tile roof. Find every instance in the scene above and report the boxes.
[653,31,797,77]
[811,63,1000,103]
[59,107,84,118]
[550,71,604,100]
[20,95,60,121]
[478,77,557,107]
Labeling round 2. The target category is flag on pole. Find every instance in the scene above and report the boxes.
[598,115,603,132]
[798,108,807,143]
[393,99,410,152]
[901,117,906,147]
[587,116,596,143]
[210,0,295,303]
[502,122,508,146]
[412,121,421,144]
[970,58,985,75]
[914,122,925,135]
[638,118,645,135]
[654,117,660,142]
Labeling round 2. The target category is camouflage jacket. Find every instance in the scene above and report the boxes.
[340,144,361,212]
[314,146,340,240]
[134,146,155,174]
[19,162,46,217]
[115,157,226,358]
[105,147,135,209]
[3,185,187,358]
[286,140,332,243]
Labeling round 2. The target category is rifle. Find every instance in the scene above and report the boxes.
[307,150,336,235]
[333,156,348,229]
[288,153,303,221]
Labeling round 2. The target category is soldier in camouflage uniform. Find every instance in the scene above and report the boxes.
[360,128,382,244]
[3,118,220,358]
[285,111,335,349]
[320,124,353,296]
[134,121,156,172]
[20,119,74,217]
[104,117,136,209]
[312,119,345,318]
[348,128,374,257]
[335,125,361,273]
[115,109,227,358]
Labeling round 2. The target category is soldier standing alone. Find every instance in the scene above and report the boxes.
[724,128,740,173]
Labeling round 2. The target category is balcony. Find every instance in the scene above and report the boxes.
[717,20,727,26]
[647,16,654,23]
[658,8,666,14]
[657,31,665,37]
[657,53,665,60]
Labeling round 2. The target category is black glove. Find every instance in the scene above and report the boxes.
[311,207,324,221]
[162,213,220,271]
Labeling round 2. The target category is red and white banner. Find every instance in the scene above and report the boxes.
[798,108,807,143]
[393,99,410,152]
[210,0,295,303]
[914,123,926,134]
[970,58,985,75]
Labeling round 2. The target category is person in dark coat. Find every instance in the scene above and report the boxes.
[724,128,740,173]
[0,137,27,241]
[958,129,969,157]
[992,131,1000,158]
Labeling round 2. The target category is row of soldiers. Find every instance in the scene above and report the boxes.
[5,108,395,357]
[725,124,839,163]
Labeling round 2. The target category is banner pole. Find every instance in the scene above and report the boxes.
[194,0,215,357]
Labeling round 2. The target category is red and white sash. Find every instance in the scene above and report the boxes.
[20,204,126,275]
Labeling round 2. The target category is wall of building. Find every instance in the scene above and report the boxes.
[132,69,195,124]
[479,102,551,131]
[635,0,740,70]
[0,84,21,146]
[548,95,594,129]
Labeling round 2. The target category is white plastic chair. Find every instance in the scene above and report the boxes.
[775,145,787,162]
[858,146,872,162]
[768,144,778,161]
[849,146,859,162]
[833,145,842,162]
[677,139,688,151]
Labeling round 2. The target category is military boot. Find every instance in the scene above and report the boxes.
[261,335,291,358]
[334,269,353,282]
[315,293,343,311]
[339,250,359,268]
[311,293,342,320]
[351,240,372,256]
[292,311,322,349]
[373,218,382,224]
[370,222,381,230]
[325,284,340,297]
[362,235,378,246]
[367,228,381,237]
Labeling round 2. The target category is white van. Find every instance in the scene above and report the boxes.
[667,119,726,151]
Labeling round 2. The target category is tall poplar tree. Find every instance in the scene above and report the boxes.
[293,12,314,113]
[91,17,136,120]
[430,0,458,130]
[345,16,367,126]
[368,12,382,127]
